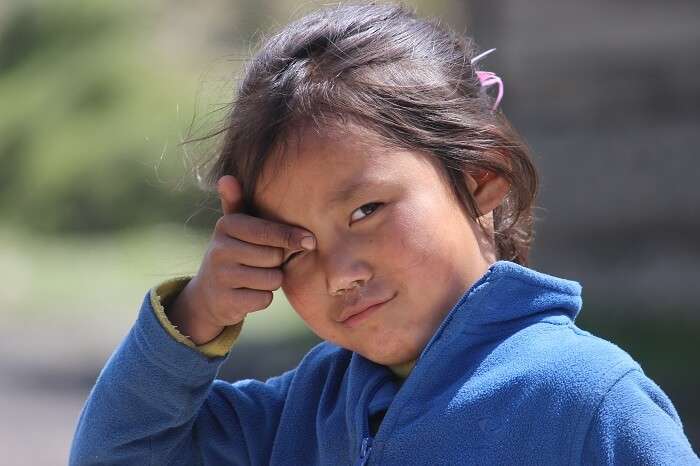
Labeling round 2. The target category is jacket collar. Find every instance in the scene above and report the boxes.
[389,260,582,377]
[422,260,582,354]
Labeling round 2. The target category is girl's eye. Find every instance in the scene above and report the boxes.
[350,202,383,224]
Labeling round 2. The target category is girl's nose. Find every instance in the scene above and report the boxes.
[329,277,368,296]
[323,245,373,296]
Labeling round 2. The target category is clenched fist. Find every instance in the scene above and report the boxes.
[167,175,316,345]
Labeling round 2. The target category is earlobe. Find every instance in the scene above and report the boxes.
[465,171,510,217]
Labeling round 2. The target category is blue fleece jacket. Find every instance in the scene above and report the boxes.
[70,260,698,465]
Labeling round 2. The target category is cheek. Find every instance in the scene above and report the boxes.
[281,270,316,315]
[282,275,348,343]
[281,268,334,331]
[381,202,440,276]
[380,197,468,314]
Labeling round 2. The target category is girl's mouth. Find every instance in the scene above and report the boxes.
[339,294,395,328]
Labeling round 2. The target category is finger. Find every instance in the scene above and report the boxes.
[218,213,316,251]
[228,288,274,313]
[221,263,283,291]
[210,288,273,327]
[212,236,284,268]
[217,175,244,215]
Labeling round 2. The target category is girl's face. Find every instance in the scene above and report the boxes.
[254,126,496,365]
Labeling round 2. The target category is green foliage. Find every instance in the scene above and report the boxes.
[0,223,309,340]
[0,0,219,234]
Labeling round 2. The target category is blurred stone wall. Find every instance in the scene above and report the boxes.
[464,0,700,315]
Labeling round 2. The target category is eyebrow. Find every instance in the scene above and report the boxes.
[253,177,387,226]
[327,178,383,207]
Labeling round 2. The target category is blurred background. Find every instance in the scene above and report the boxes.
[0,0,698,463]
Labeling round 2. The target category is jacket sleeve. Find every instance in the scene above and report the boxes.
[149,275,243,358]
[581,368,699,464]
[69,289,295,466]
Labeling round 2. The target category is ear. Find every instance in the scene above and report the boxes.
[464,170,510,217]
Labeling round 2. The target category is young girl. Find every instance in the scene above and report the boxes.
[70,2,698,465]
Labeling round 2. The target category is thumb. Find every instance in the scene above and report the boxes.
[217,175,244,215]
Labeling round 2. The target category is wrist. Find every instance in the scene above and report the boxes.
[167,282,226,345]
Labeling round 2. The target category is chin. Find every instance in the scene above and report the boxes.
[358,340,421,366]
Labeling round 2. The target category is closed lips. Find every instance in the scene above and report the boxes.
[337,294,394,323]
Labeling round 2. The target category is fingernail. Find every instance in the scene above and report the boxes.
[300,236,315,250]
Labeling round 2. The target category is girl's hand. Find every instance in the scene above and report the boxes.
[166,175,316,345]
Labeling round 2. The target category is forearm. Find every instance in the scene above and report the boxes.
[69,291,226,465]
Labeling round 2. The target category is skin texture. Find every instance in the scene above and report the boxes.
[253,125,509,366]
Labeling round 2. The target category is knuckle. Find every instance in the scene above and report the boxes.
[260,222,276,244]
[214,216,224,231]
[227,263,246,285]
[259,290,274,308]
[262,269,282,290]
[221,295,244,321]
[230,288,250,307]
[229,288,273,314]
[246,290,272,311]
[265,268,284,288]
[208,242,227,265]
[214,215,228,233]
[280,226,295,248]
[217,213,243,237]
[205,308,224,327]
[266,247,285,267]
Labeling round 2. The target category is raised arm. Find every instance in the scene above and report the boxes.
[69,288,295,465]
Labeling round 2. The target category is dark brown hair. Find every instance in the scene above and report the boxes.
[191,1,539,265]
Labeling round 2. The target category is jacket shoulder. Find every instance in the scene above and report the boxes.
[516,320,640,383]
[497,321,642,413]
[560,324,641,380]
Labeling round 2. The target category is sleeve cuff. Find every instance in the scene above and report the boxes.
[149,276,243,359]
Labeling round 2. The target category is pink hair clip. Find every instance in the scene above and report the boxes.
[471,48,504,111]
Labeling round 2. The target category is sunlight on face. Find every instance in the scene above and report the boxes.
[253,125,494,365]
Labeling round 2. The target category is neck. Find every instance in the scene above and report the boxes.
[388,359,417,379]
